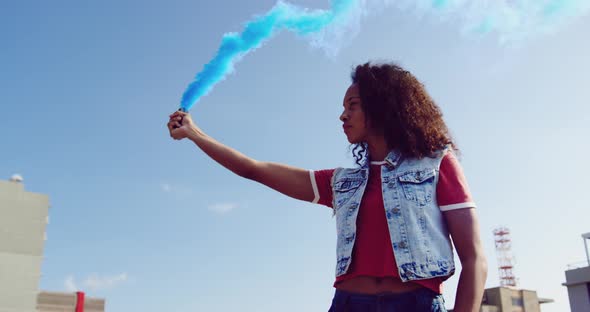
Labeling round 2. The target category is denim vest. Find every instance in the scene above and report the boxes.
[331,148,455,282]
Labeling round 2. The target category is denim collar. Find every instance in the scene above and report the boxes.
[384,149,403,169]
[361,149,403,170]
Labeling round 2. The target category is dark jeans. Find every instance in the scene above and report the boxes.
[328,288,447,312]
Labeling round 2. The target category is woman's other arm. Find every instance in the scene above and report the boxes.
[444,208,488,312]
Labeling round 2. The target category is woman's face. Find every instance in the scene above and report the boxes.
[340,84,369,144]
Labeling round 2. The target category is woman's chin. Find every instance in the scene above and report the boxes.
[347,137,361,144]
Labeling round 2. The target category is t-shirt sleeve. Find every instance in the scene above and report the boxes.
[309,169,336,208]
[436,152,476,211]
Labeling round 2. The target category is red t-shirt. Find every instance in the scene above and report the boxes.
[310,152,475,294]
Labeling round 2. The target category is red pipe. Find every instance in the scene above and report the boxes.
[75,291,85,312]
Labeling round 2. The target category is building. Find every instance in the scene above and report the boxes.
[0,176,49,312]
[449,287,553,312]
[0,176,105,312]
[562,232,590,312]
[37,291,105,312]
[478,287,553,312]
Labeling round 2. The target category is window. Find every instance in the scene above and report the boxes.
[511,297,523,307]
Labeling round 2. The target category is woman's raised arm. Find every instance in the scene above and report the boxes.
[168,111,315,202]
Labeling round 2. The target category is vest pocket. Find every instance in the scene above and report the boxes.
[333,178,363,193]
[397,169,435,205]
[333,178,363,209]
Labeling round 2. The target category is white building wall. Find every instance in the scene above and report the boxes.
[0,180,49,312]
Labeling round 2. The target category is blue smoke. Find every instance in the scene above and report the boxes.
[180,0,356,111]
[179,0,590,110]
[417,0,590,40]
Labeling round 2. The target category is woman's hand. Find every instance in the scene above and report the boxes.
[168,111,198,140]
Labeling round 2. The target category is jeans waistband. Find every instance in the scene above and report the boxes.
[334,287,438,304]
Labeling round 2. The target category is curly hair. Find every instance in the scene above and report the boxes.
[351,62,456,165]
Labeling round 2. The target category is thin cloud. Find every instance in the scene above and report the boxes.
[64,275,78,292]
[208,202,238,214]
[161,183,172,192]
[63,273,128,292]
[83,273,128,291]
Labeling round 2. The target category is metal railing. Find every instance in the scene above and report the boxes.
[566,260,590,270]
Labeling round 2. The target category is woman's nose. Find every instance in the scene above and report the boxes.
[340,112,348,122]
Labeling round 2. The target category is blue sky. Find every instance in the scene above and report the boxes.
[1,1,589,311]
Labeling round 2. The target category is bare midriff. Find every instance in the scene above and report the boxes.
[335,276,423,294]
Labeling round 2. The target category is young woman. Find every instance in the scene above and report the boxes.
[167,62,487,312]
